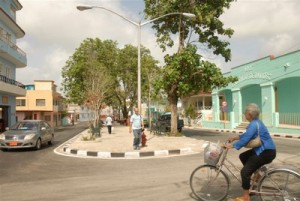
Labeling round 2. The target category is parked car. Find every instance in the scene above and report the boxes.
[0,120,54,151]
[155,112,184,132]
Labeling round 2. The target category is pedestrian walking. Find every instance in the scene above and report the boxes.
[129,107,144,150]
[106,115,113,134]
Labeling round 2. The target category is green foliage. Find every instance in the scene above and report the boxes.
[164,105,171,112]
[144,0,235,61]
[61,38,118,104]
[144,0,238,134]
[109,44,159,118]
[154,44,237,99]
[185,104,197,119]
[61,38,159,120]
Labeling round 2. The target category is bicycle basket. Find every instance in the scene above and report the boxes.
[203,141,222,166]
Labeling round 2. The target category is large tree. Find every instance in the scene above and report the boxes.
[110,44,159,119]
[61,38,118,125]
[144,0,238,134]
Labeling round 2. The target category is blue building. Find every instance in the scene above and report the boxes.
[203,50,300,136]
[0,0,26,132]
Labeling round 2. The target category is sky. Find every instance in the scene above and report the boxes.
[16,0,300,93]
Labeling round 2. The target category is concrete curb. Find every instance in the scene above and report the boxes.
[215,129,300,139]
[62,146,193,159]
[55,126,200,159]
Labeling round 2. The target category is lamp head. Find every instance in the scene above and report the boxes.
[77,5,93,11]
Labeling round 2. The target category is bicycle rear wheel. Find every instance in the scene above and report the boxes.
[190,165,230,201]
[258,168,300,201]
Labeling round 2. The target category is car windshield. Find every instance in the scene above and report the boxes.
[11,122,38,131]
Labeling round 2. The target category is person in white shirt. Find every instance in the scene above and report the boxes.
[129,108,144,150]
[105,115,113,134]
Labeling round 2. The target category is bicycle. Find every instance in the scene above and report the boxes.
[190,141,300,201]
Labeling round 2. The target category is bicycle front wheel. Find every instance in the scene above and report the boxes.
[190,165,230,201]
[258,168,300,201]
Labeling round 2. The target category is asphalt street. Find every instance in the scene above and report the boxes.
[0,122,299,201]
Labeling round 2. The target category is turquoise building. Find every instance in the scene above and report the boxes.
[204,50,300,136]
[0,0,27,131]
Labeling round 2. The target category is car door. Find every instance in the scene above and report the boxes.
[40,121,51,143]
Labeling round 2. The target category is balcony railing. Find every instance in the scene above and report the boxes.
[0,33,26,57]
[0,75,25,88]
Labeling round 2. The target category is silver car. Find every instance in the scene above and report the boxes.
[0,120,54,151]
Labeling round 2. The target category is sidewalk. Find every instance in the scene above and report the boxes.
[58,124,204,159]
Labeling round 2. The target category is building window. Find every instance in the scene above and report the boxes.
[53,99,58,106]
[36,99,45,106]
[2,96,8,104]
[16,99,26,106]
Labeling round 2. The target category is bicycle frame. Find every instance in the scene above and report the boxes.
[214,147,300,196]
[190,143,300,201]
[216,148,243,184]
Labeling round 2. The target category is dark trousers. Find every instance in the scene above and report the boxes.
[239,149,276,190]
[107,125,112,134]
[133,129,142,147]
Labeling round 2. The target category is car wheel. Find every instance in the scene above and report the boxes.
[48,134,54,145]
[1,148,8,152]
[35,138,42,150]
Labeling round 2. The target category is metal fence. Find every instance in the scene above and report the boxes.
[279,113,300,127]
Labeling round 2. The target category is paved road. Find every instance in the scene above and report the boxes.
[0,123,299,201]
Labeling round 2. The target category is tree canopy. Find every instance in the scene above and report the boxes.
[61,38,118,105]
[144,0,238,134]
[61,38,159,121]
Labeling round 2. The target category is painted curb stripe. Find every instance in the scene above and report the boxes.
[140,151,155,157]
[124,152,140,158]
[215,129,300,139]
[111,152,125,158]
[154,150,168,156]
[169,149,180,155]
[97,152,111,158]
[63,148,192,158]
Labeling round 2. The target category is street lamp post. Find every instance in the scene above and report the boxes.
[77,5,195,112]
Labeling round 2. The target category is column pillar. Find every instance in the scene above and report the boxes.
[212,91,220,121]
[232,88,242,125]
[260,82,275,126]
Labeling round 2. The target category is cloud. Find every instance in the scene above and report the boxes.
[16,0,300,90]
[17,0,147,92]
[217,0,300,71]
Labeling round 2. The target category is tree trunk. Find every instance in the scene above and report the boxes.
[122,104,128,119]
[169,95,178,135]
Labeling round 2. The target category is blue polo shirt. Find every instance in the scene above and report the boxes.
[233,119,276,155]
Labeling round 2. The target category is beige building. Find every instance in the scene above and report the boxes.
[16,80,65,127]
